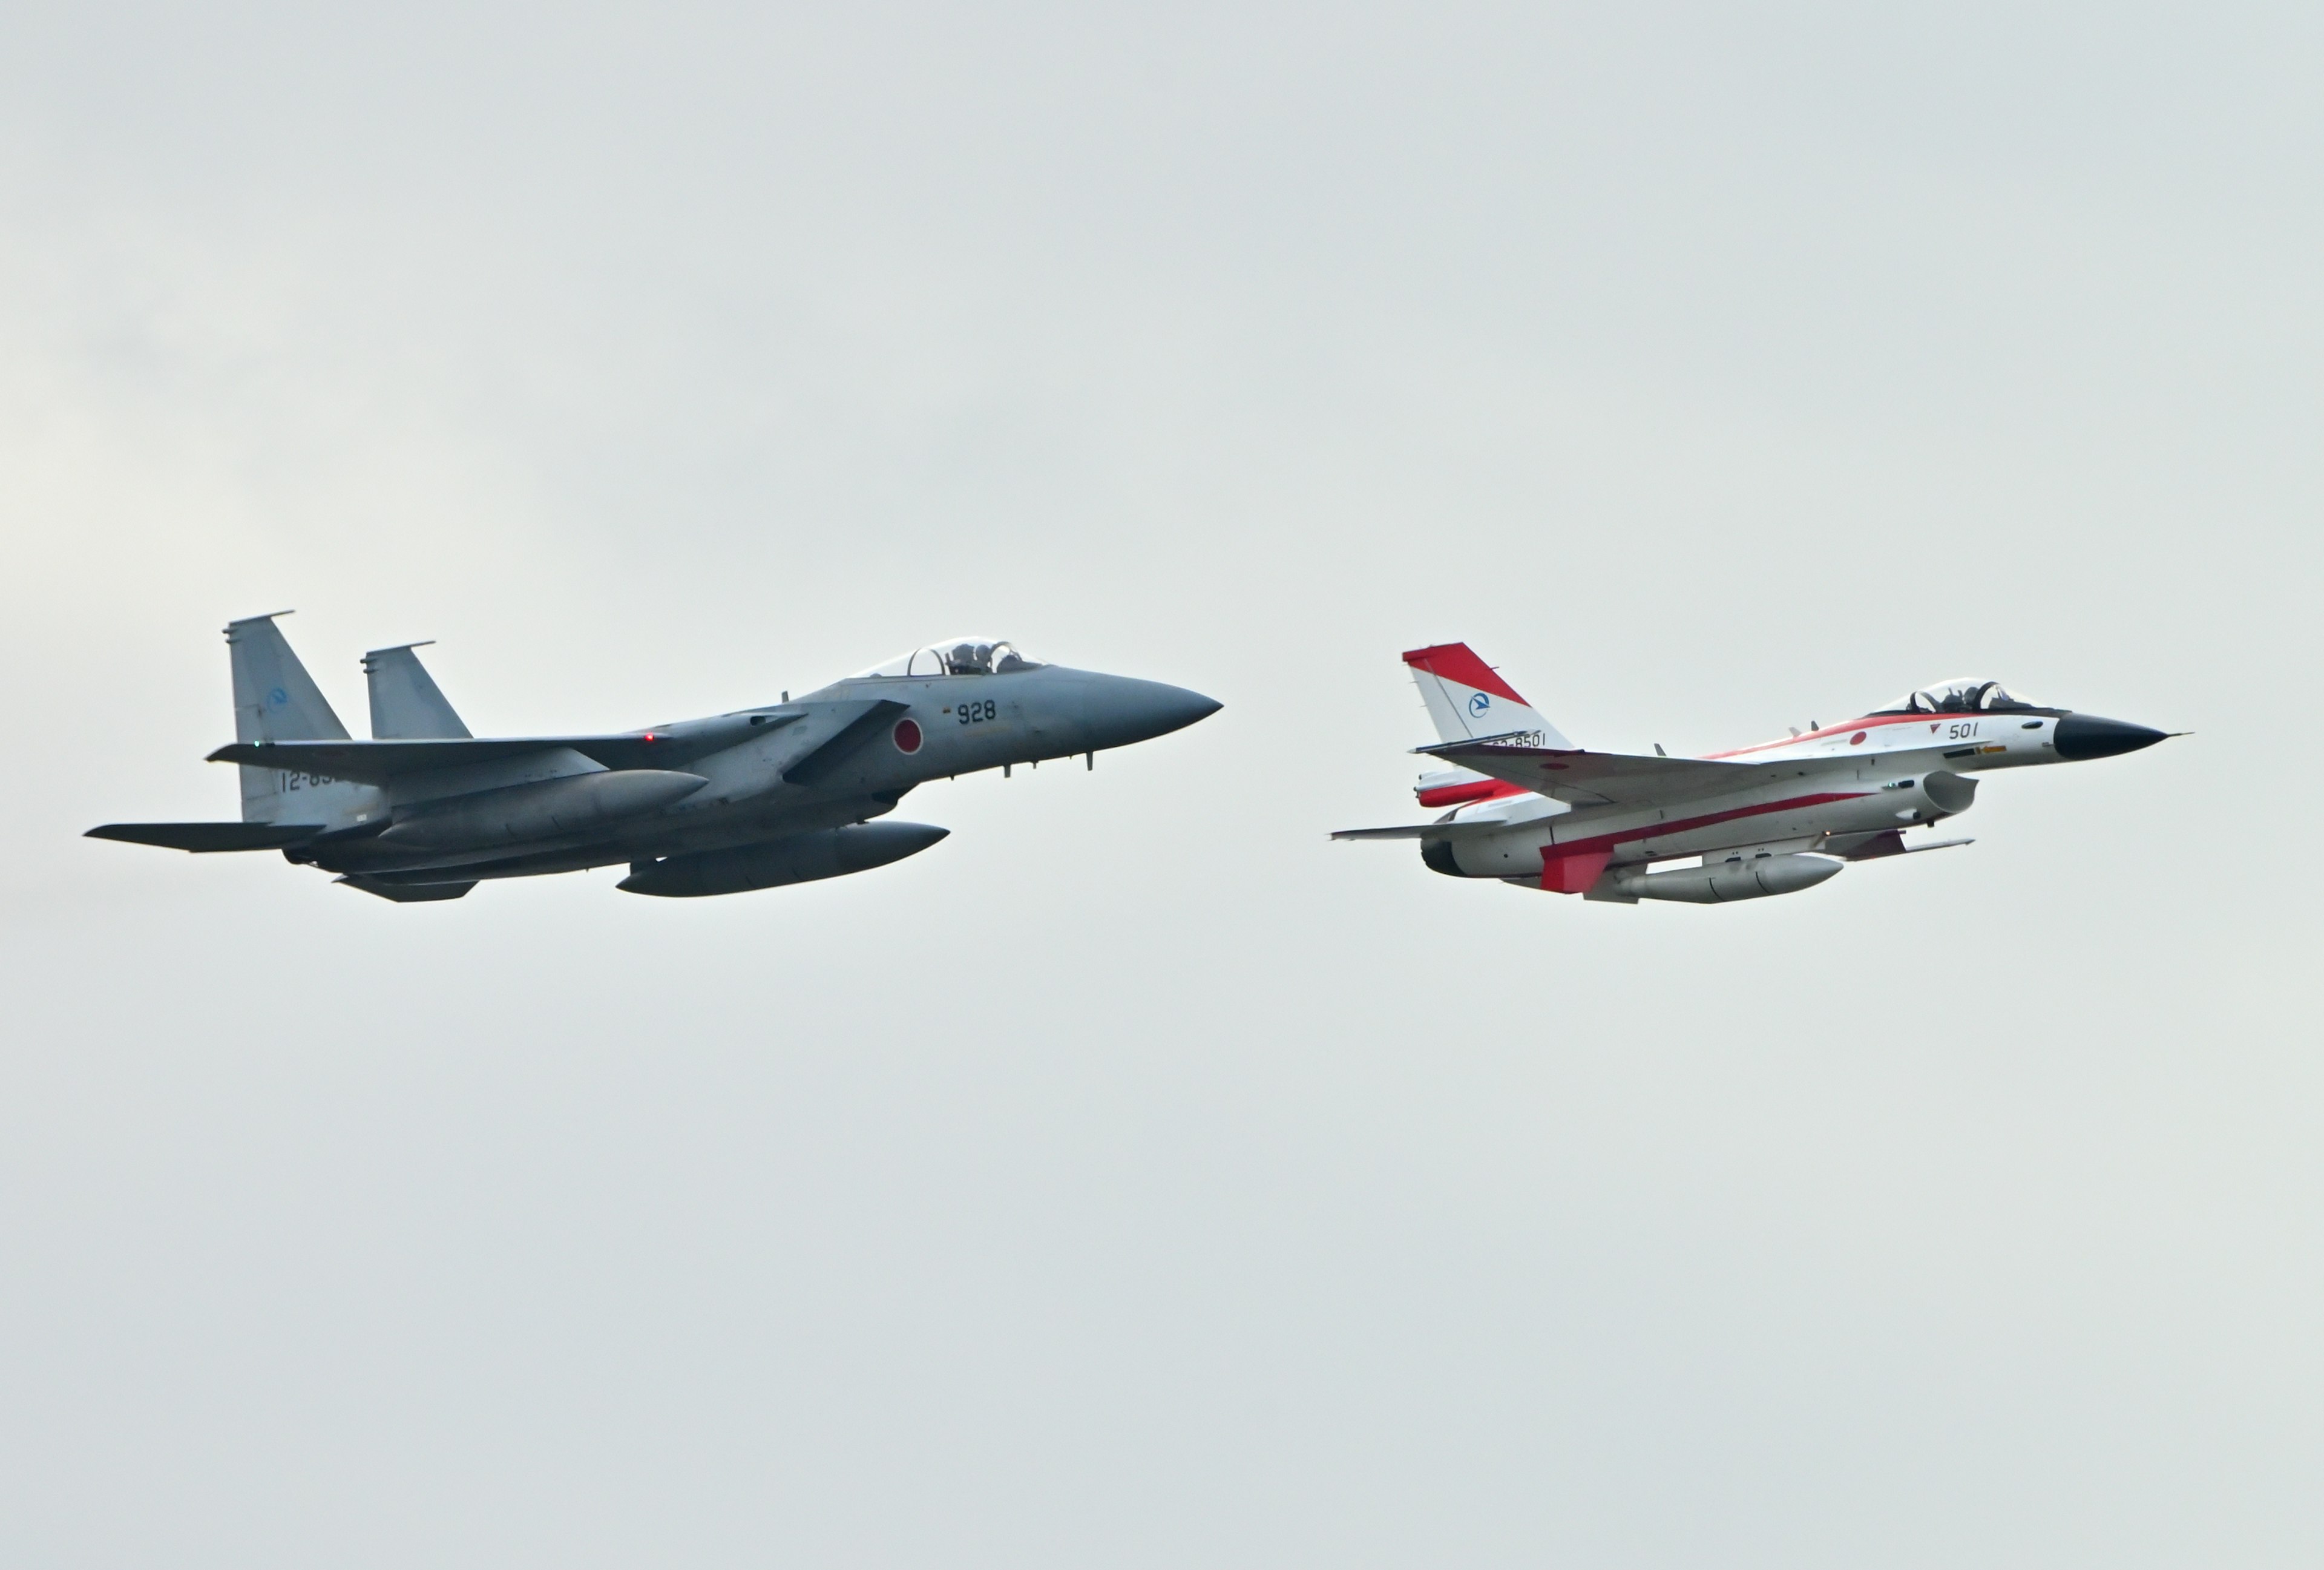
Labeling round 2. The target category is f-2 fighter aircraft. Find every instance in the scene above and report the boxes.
[1334,642,2169,904]
[88,614,1218,901]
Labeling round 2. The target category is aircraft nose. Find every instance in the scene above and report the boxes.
[2053,713,2169,761]
[1085,677,1222,749]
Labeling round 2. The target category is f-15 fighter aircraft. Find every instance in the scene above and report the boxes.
[1333,642,2169,904]
[88,614,1218,901]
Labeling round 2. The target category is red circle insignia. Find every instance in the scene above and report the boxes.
[1850,731,1867,745]
[892,718,923,754]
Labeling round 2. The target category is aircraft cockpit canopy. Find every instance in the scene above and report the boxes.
[1873,677,2043,715]
[855,637,1044,679]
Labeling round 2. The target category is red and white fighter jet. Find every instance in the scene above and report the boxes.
[1333,643,2171,904]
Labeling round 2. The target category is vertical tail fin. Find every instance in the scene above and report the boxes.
[1402,642,1574,748]
[363,643,471,738]
[229,613,350,743]
[225,613,372,826]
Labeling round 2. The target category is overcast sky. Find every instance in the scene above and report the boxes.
[2,4,2318,1566]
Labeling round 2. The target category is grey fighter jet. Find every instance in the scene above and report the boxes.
[88,614,1219,901]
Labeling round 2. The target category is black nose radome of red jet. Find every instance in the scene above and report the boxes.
[2054,714,2169,761]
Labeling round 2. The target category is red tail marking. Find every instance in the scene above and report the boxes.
[1401,643,1530,707]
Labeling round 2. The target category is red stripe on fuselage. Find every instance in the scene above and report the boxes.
[1400,643,1530,706]
[1544,790,1874,856]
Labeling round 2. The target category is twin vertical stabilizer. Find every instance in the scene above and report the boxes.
[226,613,363,826]
[223,614,470,825]
[228,613,350,745]
[363,644,471,738]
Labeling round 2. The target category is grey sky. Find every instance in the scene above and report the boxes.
[2,5,2317,1565]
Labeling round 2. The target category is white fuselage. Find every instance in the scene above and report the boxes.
[1433,710,2063,881]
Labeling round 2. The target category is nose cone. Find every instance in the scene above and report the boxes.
[2053,713,2169,761]
[1083,677,1222,749]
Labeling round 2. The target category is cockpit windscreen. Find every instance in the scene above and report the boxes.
[1872,677,2042,715]
[855,638,1044,679]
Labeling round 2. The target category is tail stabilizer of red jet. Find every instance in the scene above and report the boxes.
[1402,643,1573,749]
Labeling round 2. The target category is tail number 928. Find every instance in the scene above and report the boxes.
[957,698,999,725]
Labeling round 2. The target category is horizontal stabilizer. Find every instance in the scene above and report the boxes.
[86,821,326,853]
[1330,819,1512,842]
[1417,740,1752,807]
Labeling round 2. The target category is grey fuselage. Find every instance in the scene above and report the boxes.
[86,618,1221,899]
[284,664,1218,888]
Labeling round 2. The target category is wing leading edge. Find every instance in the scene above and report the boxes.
[1416,740,1754,807]
[206,735,689,783]
[202,700,910,791]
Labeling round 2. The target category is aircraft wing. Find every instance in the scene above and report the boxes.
[203,706,820,784]
[1416,740,1759,807]
[203,701,907,790]
[206,736,674,783]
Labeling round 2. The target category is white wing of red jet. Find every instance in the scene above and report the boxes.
[1415,739,1759,807]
